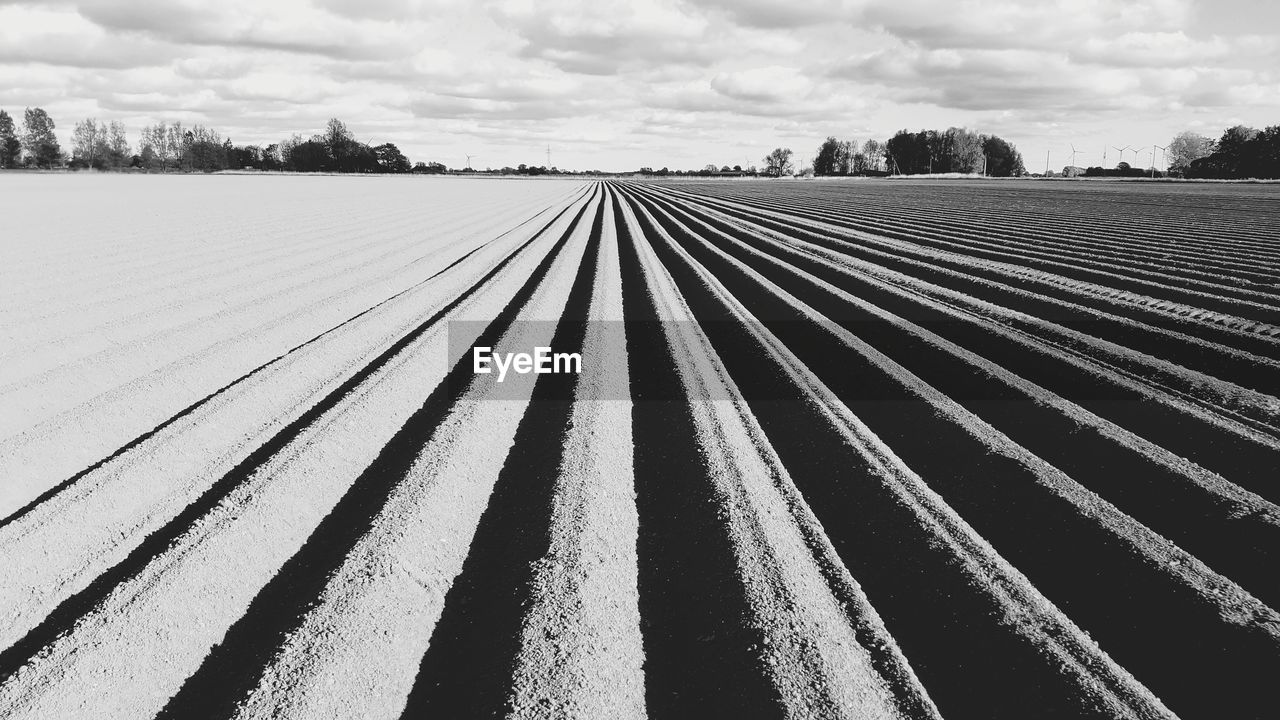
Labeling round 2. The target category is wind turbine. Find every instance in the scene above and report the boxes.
[465,154,477,170]
[1070,144,1082,168]
[1132,146,1148,169]
[1151,144,1168,177]
[1112,145,1130,168]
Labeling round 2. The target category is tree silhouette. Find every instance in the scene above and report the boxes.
[813,137,841,176]
[22,107,61,168]
[763,147,794,177]
[0,110,21,168]
[374,143,411,173]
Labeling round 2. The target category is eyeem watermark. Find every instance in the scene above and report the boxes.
[473,346,582,382]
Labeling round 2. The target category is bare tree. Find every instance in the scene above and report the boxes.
[167,122,187,171]
[942,127,984,173]
[838,140,856,174]
[324,118,355,171]
[140,122,171,171]
[72,118,108,169]
[763,147,794,177]
[861,139,884,172]
[107,121,130,168]
[852,152,871,174]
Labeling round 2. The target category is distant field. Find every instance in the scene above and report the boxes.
[1,175,1278,719]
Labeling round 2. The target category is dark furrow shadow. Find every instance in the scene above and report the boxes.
[622,188,1132,718]
[397,191,604,718]
[0,192,592,693]
[694,187,1280,323]
[0,184,594,534]
[625,188,1280,720]
[611,186,785,720]
[637,186,1280,397]
[152,188,600,720]
[636,188,1280,606]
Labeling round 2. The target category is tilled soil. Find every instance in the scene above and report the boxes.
[1,175,1278,719]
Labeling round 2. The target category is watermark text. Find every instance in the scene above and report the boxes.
[473,346,582,382]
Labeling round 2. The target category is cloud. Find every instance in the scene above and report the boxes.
[831,24,1276,117]
[0,0,1278,172]
[408,93,598,121]
[832,47,1116,111]
[1073,31,1276,68]
[491,0,714,75]
[689,0,858,28]
[0,5,179,69]
[73,0,418,60]
[858,0,1194,52]
[173,55,257,80]
[310,0,460,21]
[710,66,814,104]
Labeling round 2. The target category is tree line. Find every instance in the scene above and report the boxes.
[0,107,422,174]
[1067,125,1280,180]
[1167,125,1280,179]
[7,105,1277,180]
[757,122,1280,180]
[751,128,1024,179]
[880,128,1025,176]
[637,164,754,177]
[0,107,593,176]
[1,108,60,169]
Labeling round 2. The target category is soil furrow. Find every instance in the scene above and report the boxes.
[616,187,936,719]
[0,190,594,703]
[639,187,1280,588]
[148,190,600,720]
[622,184,1280,720]
[616,184,1174,719]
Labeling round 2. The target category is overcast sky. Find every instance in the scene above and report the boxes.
[1,0,1277,172]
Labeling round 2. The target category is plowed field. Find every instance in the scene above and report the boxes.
[2,175,1278,719]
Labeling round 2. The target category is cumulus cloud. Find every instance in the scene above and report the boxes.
[0,5,179,69]
[834,46,1136,112]
[689,0,858,29]
[711,66,814,104]
[491,0,713,75]
[0,0,1276,170]
[858,0,1195,52]
[828,0,1278,121]
[71,0,420,60]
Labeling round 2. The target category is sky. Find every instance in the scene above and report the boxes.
[1,0,1277,172]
